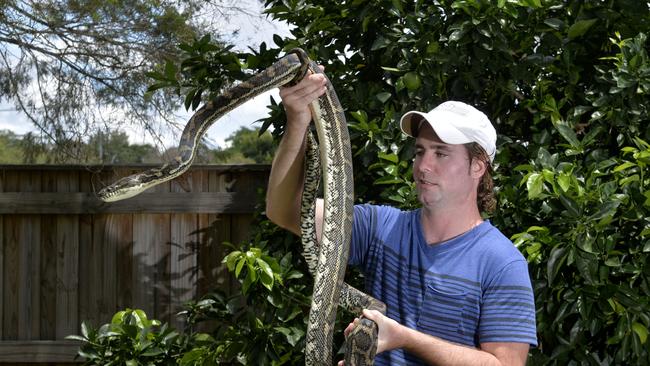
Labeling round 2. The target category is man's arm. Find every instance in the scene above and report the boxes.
[265,71,327,238]
[341,309,529,366]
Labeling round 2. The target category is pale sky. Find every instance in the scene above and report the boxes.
[0,0,292,150]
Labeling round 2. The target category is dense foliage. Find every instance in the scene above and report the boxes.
[256,1,649,364]
[66,309,190,365]
[72,0,649,365]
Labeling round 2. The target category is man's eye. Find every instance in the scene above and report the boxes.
[435,152,448,158]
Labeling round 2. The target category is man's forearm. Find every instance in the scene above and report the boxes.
[399,326,500,366]
[359,309,528,366]
[265,123,308,235]
[396,325,529,366]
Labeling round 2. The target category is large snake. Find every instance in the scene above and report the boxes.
[97,48,386,365]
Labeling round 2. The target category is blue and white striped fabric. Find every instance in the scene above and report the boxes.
[348,204,537,365]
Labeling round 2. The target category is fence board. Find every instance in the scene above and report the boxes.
[19,215,41,340]
[78,214,102,328]
[3,216,19,339]
[0,165,270,363]
[0,341,80,362]
[169,170,201,329]
[170,213,196,330]
[40,171,57,340]
[56,215,79,339]
[99,215,118,326]
[0,192,260,214]
[76,214,93,332]
[132,213,171,320]
[41,215,57,339]
[114,214,133,311]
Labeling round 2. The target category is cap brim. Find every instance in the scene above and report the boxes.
[399,111,428,137]
[400,110,472,145]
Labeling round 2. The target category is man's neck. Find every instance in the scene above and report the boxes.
[419,205,484,245]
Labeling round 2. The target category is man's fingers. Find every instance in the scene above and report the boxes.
[279,74,327,107]
[343,317,360,337]
[281,73,326,95]
[362,309,381,321]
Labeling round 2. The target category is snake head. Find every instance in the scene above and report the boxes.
[97,175,146,202]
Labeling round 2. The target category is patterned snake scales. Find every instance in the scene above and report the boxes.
[97,48,386,365]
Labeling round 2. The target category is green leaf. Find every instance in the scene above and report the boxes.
[557,174,571,192]
[256,258,274,281]
[376,92,392,103]
[544,18,563,30]
[275,326,304,347]
[527,226,548,232]
[378,152,398,164]
[521,0,542,7]
[613,161,636,172]
[65,334,87,342]
[576,250,599,285]
[285,269,303,280]
[556,124,581,148]
[81,321,92,339]
[526,173,544,199]
[577,232,597,254]
[390,0,403,15]
[184,88,196,110]
[604,256,621,267]
[223,250,242,271]
[272,34,284,47]
[589,200,621,221]
[371,36,391,51]
[235,257,245,277]
[260,270,274,291]
[559,194,580,217]
[350,110,368,124]
[164,60,177,80]
[247,263,257,282]
[374,176,402,185]
[568,19,598,40]
[547,246,567,285]
[632,322,648,344]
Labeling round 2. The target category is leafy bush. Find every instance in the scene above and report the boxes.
[66,309,190,365]
[258,1,650,364]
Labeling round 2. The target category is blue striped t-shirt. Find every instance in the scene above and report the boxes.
[348,204,537,365]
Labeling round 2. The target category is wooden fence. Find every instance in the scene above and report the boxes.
[0,164,271,364]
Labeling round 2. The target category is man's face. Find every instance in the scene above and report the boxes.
[412,123,478,210]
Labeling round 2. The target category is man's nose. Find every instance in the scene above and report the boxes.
[417,153,435,172]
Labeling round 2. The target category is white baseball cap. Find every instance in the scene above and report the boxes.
[400,101,497,162]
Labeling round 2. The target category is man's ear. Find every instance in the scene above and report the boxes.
[470,158,487,179]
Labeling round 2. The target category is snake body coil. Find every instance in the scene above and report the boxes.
[97,49,385,365]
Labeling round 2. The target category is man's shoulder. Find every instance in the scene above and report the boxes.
[476,222,527,264]
[353,203,418,237]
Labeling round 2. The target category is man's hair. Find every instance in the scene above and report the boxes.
[465,143,496,214]
[410,116,496,214]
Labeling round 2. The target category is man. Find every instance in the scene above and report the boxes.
[265,71,537,365]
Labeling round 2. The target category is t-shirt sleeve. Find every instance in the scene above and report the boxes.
[348,204,399,270]
[348,204,374,268]
[479,260,538,346]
